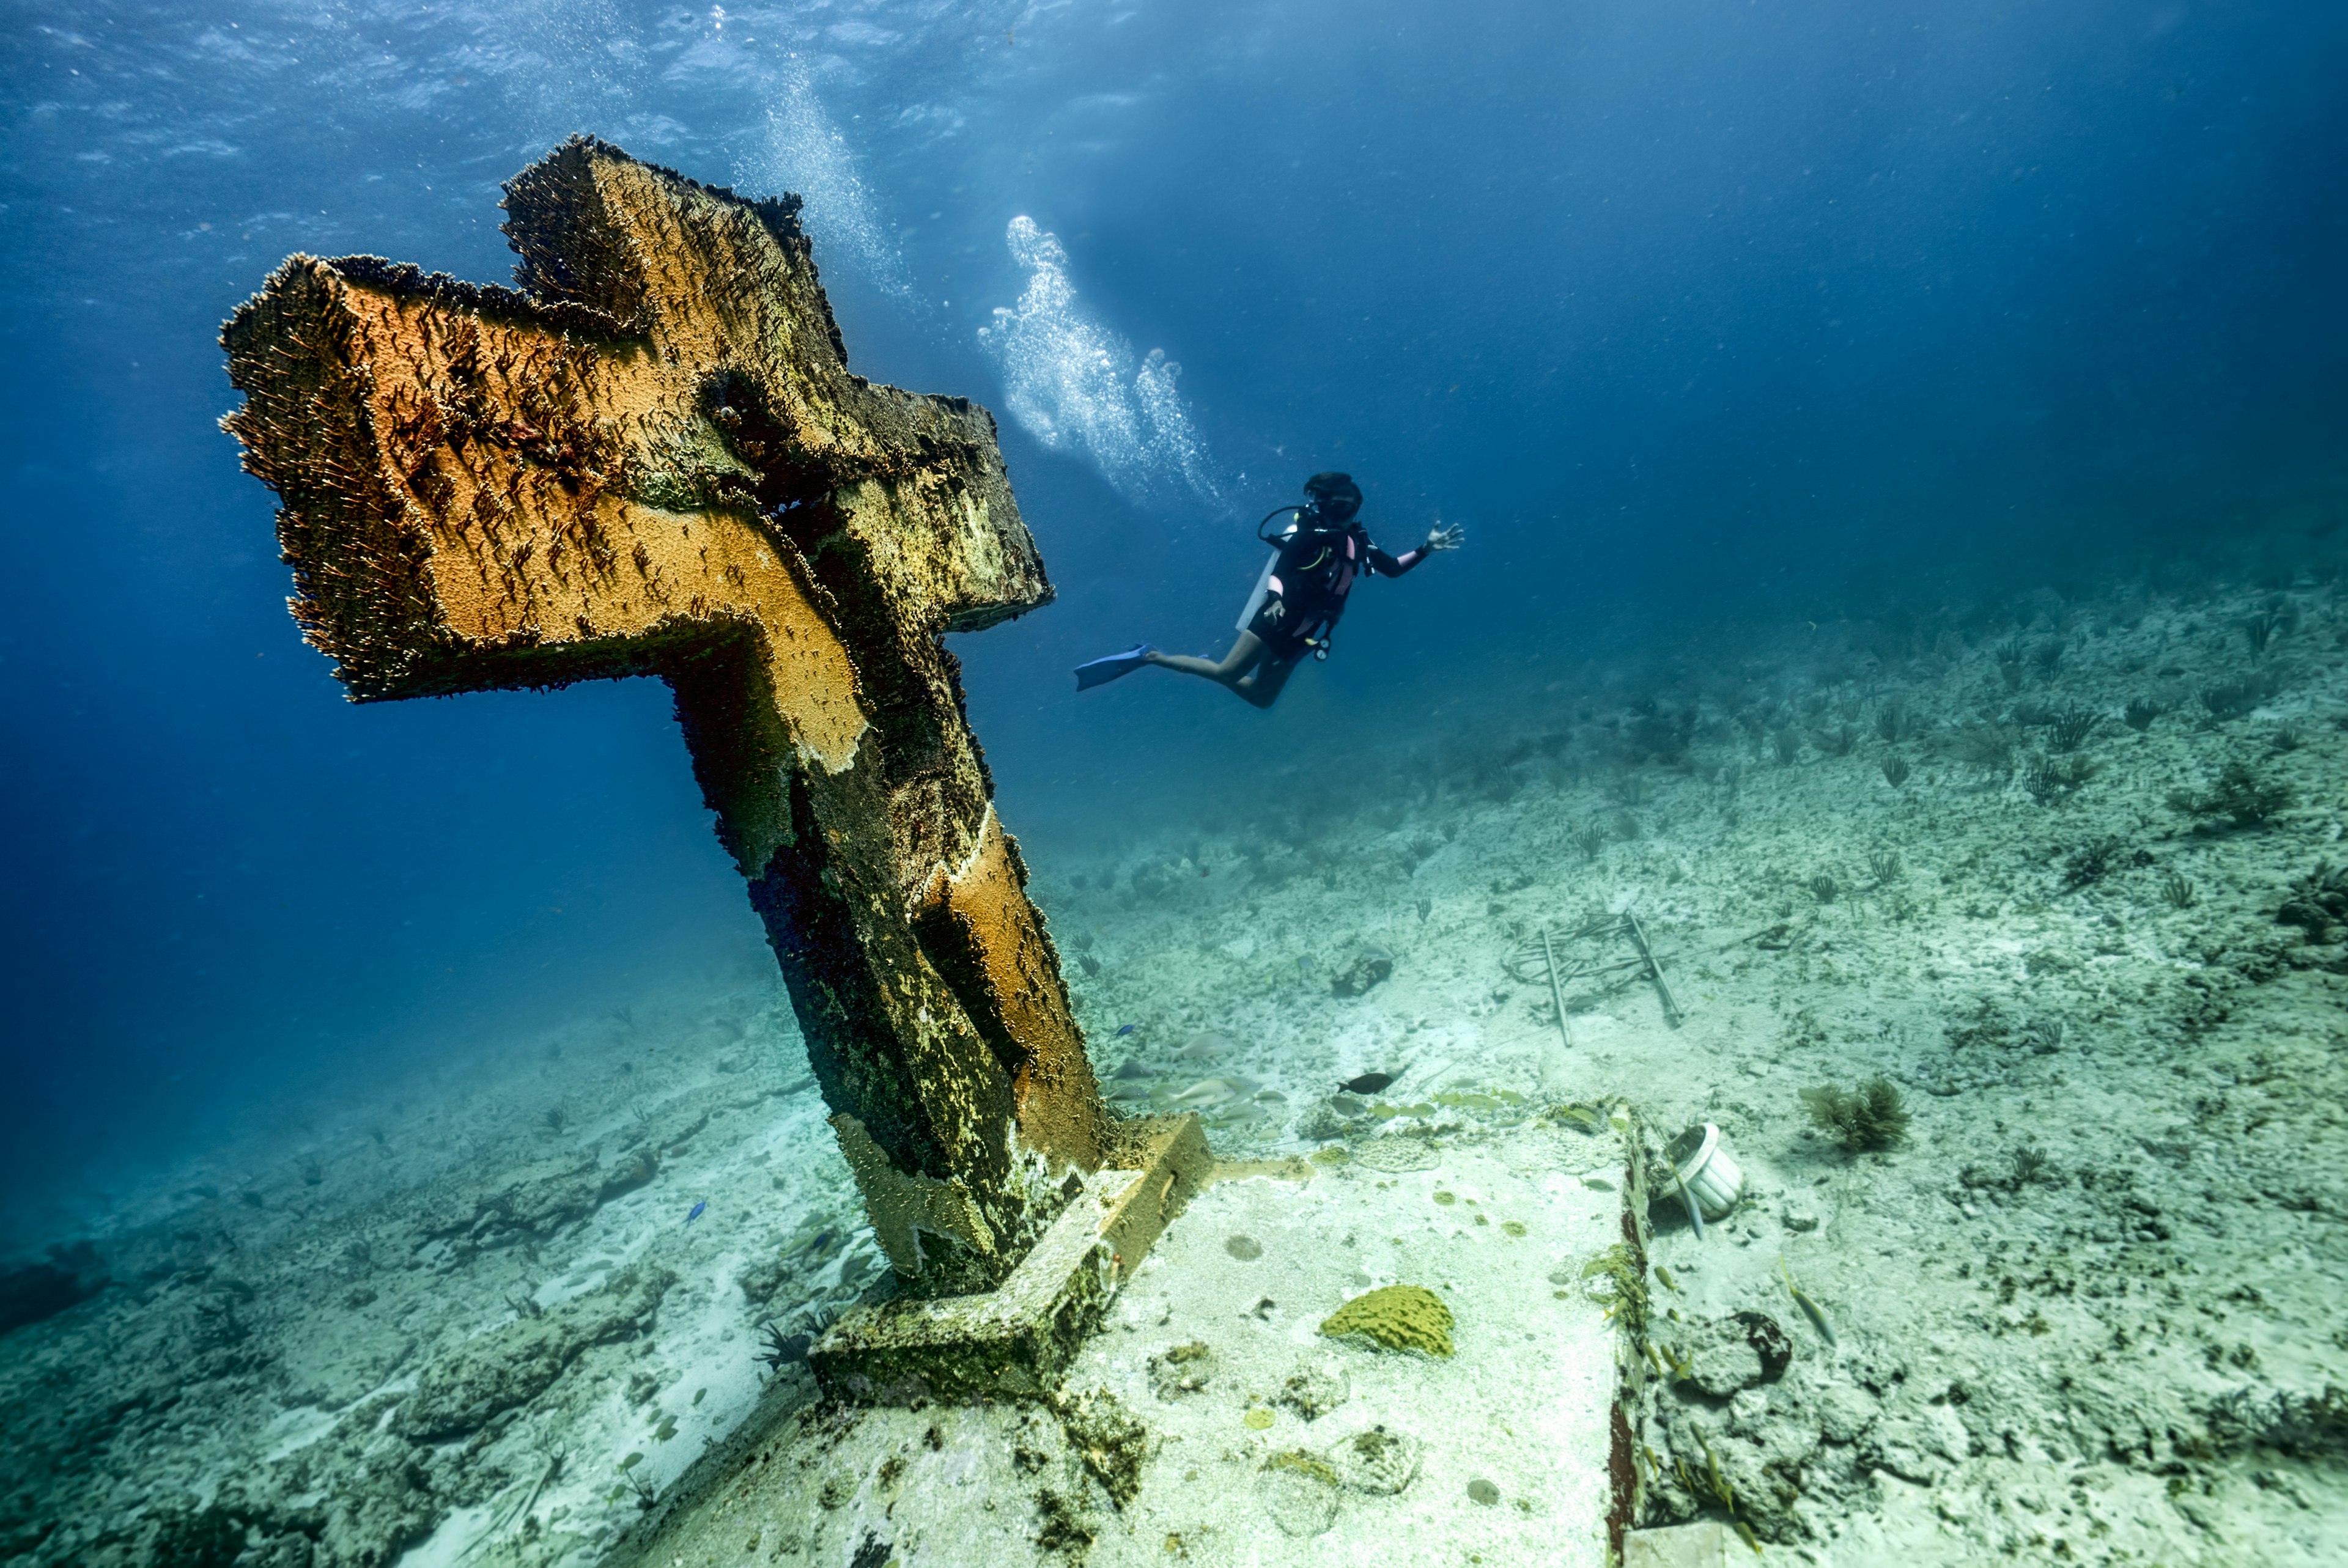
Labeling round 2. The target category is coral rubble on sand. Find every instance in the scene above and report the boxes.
[0,991,880,1567]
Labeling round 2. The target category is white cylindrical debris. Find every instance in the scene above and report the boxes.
[1668,1122,1745,1220]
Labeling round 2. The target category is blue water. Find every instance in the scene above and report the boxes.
[2,0,2343,1237]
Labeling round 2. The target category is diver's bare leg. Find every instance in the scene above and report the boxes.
[1146,633,1265,685]
[1231,650,1304,710]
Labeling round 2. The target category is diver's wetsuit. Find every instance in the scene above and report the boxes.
[1246,520,1426,663]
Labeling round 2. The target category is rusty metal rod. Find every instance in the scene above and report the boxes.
[1540,924,1572,1051]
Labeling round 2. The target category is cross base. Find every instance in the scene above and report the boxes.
[809,1115,1216,1405]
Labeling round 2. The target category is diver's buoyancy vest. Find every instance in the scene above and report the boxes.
[1273,524,1362,616]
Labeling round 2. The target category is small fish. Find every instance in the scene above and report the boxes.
[1297,955,1314,971]
[1342,1072,1394,1095]
[1733,1518,1762,1555]
[1115,1024,1135,1037]
[1780,1256,1836,1346]
[1172,1077,1251,1106]
[1654,1263,1679,1293]
[685,1200,707,1226]
[1699,1430,1735,1509]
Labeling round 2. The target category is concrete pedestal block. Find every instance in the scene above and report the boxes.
[616,1116,1648,1568]
[1623,1520,1740,1567]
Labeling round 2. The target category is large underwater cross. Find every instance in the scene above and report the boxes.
[221,137,1110,1294]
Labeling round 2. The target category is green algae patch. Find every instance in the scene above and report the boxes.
[1579,1244,1649,1336]
[1319,1284,1456,1357]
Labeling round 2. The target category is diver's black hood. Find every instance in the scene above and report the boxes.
[1302,470,1362,521]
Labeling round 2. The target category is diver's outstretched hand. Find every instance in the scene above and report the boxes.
[1423,523,1466,553]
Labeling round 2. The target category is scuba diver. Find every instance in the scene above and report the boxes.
[1075,472,1464,709]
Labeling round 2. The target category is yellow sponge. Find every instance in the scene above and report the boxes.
[1318,1284,1455,1358]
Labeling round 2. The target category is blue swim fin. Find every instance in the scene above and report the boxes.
[1074,644,1154,691]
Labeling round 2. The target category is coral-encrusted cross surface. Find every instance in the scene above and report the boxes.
[221,136,1106,1294]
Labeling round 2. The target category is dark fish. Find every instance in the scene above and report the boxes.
[1115,1023,1136,1037]
[1342,1072,1394,1095]
[685,1201,706,1225]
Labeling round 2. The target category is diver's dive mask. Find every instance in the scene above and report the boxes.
[1302,470,1362,526]
[1257,473,1362,542]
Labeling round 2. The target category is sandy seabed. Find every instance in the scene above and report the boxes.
[5,574,2346,1566]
